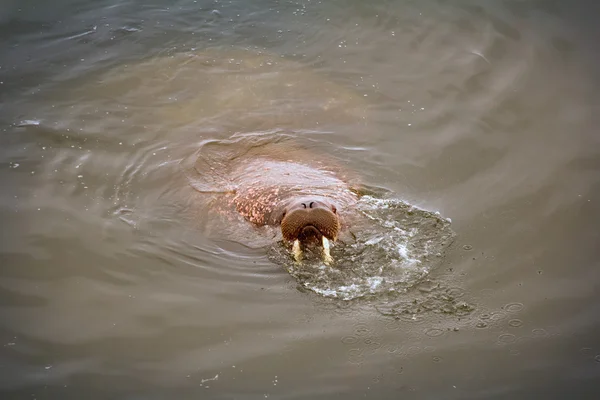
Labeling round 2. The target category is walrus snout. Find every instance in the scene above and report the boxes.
[280,198,340,243]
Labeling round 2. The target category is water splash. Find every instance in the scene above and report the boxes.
[269,196,455,300]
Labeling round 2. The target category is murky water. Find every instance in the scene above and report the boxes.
[2,0,600,398]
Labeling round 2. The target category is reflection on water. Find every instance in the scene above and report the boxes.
[1,0,600,398]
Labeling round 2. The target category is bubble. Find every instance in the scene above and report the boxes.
[479,313,491,320]
[475,322,488,329]
[462,245,473,251]
[432,356,442,363]
[341,336,359,345]
[508,319,523,328]
[498,333,517,344]
[595,355,600,363]
[504,302,524,313]
[425,328,445,338]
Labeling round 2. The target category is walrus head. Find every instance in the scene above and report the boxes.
[280,197,340,244]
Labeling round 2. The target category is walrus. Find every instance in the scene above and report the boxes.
[46,46,369,262]
[186,134,361,264]
[56,48,368,265]
[239,193,342,264]
[280,197,340,264]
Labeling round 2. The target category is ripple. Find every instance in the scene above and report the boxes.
[347,348,363,357]
[504,302,524,313]
[341,336,359,345]
[498,333,517,344]
[363,339,382,350]
[375,282,474,321]
[531,328,548,337]
[384,320,401,331]
[445,287,465,298]
[353,323,371,337]
[384,343,400,353]
[423,346,436,353]
[579,347,593,356]
[508,319,523,328]
[395,312,426,323]
[425,328,445,338]
[490,311,507,321]
[347,348,364,365]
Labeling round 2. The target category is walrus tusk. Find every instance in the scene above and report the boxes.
[292,239,302,262]
[322,236,333,265]
[292,237,333,265]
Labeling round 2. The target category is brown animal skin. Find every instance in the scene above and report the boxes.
[225,156,359,262]
[279,197,340,243]
[238,191,347,264]
[189,137,361,261]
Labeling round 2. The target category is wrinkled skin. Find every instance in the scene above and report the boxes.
[280,197,340,243]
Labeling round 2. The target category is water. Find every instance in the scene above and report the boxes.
[2,0,600,398]
[270,195,455,300]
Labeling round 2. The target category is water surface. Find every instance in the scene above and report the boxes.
[1,0,600,399]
